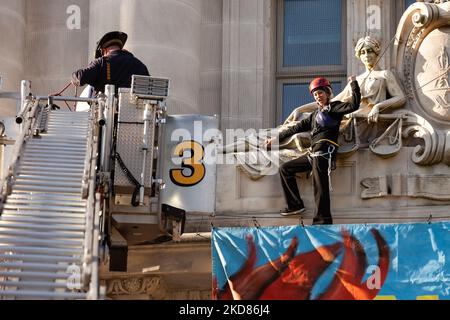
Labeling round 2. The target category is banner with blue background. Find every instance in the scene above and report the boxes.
[212,222,450,300]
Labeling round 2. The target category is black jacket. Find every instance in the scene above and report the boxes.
[72,50,150,94]
[279,81,361,149]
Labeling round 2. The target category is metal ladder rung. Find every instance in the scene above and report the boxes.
[14,180,83,188]
[22,155,86,161]
[5,198,85,207]
[0,270,71,279]
[48,117,89,121]
[0,245,82,256]
[12,185,82,194]
[19,165,84,172]
[40,134,89,139]
[21,148,86,156]
[27,138,87,145]
[49,116,89,120]
[18,161,85,168]
[49,117,89,121]
[16,173,84,180]
[7,193,86,202]
[49,115,88,118]
[21,154,86,161]
[0,228,84,239]
[0,280,71,289]
[25,140,87,149]
[45,131,88,137]
[47,121,88,125]
[0,253,79,264]
[1,211,85,220]
[49,111,89,114]
[45,120,88,124]
[2,204,85,212]
[25,138,86,144]
[0,261,75,272]
[0,215,85,226]
[0,221,85,232]
[0,236,84,247]
[47,123,88,127]
[49,110,89,114]
[46,127,88,132]
[24,145,86,152]
[17,167,84,174]
[17,173,83,180]
[42,130,88,134]
[19,161,85,168]
[0,290,87,300]
[29,135,88,141]
[46,126,88,130]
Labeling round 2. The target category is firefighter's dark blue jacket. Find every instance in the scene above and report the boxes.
[72,50,149,94]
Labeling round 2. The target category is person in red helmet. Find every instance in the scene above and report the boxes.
[265,76,360,225]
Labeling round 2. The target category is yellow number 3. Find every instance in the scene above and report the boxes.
[170,140,206,187]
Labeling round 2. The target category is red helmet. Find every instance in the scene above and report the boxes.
[309,77,331,95]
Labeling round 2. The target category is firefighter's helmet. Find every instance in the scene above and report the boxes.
[95,31,128,59]
[309,77,332,95]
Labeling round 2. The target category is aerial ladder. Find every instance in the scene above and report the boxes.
[0,76,171,300]
[0,81,113,299]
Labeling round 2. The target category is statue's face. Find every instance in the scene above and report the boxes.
[313,89,330,108]
[359,45,378,69]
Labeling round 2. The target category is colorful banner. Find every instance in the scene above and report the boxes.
[212,222,450,300]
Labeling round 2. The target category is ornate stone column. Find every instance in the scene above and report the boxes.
[0,0,26,116]
[24,0,90,97]
[89,0,202,115]
[221,0,276,130]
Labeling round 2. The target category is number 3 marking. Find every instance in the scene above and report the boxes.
[170,140,206,187]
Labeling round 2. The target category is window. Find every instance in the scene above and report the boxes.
[277,0,346,124]
[405,0,416,9]
[394,0,417,25]
[280,81,343,121]
[283,0,342,67]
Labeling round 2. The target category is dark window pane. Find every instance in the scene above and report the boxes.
[283,0,342,67]
[405,0,416,9]
[281,82,343,123]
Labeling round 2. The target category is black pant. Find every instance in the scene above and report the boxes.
[279,148,333,223]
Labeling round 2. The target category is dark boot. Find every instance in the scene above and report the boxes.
[312,216,333,225]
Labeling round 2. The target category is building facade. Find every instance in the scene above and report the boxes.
[4,0,450,299]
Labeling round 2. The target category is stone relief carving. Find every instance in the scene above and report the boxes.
[369,116,404,157]
[103,276,167,299]
[352,1,450,166]
[433,46,450,116]
[361,174,450,200]
[102,275,211,300]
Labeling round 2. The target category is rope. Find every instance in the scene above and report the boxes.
[307,144,336,192]
[49,81,74,112]
[74,85,78,111]
[186,214,450,222]
[49,81,72,97]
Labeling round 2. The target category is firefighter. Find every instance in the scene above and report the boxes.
[265,76,361,225]
[71,31,149,94]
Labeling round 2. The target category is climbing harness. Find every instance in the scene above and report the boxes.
[307,141,338,192]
